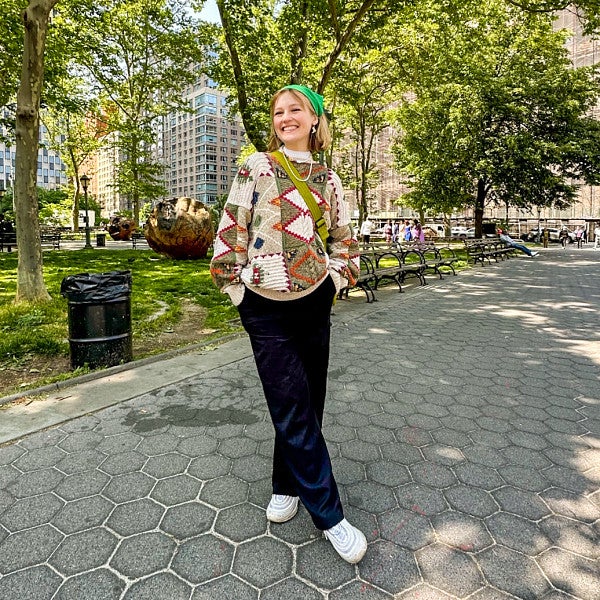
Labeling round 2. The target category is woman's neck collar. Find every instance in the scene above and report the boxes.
[281,145,313,163]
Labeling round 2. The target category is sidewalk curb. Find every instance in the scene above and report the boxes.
[0,331,245,407]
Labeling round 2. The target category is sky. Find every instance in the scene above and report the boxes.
[198,0,221,24]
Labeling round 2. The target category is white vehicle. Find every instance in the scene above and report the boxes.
[427,224,448,238]
[451,226,470,238]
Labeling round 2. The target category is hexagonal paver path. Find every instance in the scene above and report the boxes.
[0,247,599,599]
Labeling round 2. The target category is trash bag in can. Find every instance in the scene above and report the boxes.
[60,270,132,369]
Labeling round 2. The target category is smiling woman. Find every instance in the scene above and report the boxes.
[209,84,366,564]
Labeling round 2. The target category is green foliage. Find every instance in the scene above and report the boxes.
[54,0,208,223]
[204,0,399,150]
[392,0,600,219]
[38,187,71,226]
[331,41,407,223]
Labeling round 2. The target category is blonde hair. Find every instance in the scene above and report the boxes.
[267,88,332,153]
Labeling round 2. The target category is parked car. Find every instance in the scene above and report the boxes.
[451,226,475,239]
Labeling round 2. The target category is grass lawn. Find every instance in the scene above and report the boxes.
[0,243,473,397]
[0,248,240,397]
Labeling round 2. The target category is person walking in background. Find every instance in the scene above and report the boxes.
[210,84,366,564]
[0,213,15,252]
[542,228,549,248]
[575,226,584,248]
[384,220,393,244]
[360,217,374,245]
[559,226,570,249]
[403,219,412,242]
[497,228,539,257]
[594,223,600,250]
[392,220,400,243]
[411,219,425,247]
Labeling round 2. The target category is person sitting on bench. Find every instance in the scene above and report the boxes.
[497,228,538,258]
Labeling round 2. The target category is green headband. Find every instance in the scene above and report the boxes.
[282,84,324,117]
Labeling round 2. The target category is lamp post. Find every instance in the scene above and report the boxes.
[80,174,93,249]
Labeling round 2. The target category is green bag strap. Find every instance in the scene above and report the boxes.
[271,151,329,245]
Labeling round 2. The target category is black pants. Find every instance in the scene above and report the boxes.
[237,277,343,530]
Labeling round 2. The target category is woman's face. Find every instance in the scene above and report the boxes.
[272,91,317,152]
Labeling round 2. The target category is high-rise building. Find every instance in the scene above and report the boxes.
[0,115,68,193]
[553,9,599,220]
[161,75,244,205]
[90,131,125,216]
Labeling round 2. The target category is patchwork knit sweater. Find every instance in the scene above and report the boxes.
[210,151,360,305]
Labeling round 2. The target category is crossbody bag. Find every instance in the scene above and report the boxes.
[270,150,329,247]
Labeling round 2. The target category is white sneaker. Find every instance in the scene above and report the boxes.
[530,251,539,257]
[324,518,367,564]
[266,494,299,523]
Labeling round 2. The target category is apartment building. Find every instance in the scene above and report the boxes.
[161,75,244,205]
[90,131,125,216]
[0,120,68,193]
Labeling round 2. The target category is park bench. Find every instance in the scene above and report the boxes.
[339,245,427,302]
[40,230,61,250]
[419,244,459,279]
[464,238,514,265]
[131,232,148,249]
[0,232,17,252]
[0,230,61,251]
[350,253,379,303]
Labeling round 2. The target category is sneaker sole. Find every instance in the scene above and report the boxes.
[267,501,299,523]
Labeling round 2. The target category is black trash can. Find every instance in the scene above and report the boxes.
[96,233,106,247]
[60,270,132,369]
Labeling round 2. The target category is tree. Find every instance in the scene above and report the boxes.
[332,48,401,225]
[392,0,600,234]
[506,0,600,35]
[61,0,207,225]
[205,0,397,151]
[0,0,24,134]
[42,82,104,231]
[13,0,59,302]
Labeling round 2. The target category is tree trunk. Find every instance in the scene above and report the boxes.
[14,0,57,302]
[474,178,486,238]
[217,0,267,152]
[68,146,80,232]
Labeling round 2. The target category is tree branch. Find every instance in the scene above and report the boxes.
[318,0,379,94]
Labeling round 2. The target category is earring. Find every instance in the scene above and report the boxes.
[311,124,317,135]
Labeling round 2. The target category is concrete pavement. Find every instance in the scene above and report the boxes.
[0,245,598,599]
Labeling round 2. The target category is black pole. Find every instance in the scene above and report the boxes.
[81,174,93,249]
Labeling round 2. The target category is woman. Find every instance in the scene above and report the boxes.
[403,219,412,242]
[411,219,425,246]
[384,220,392,244]
[210,85,366,563]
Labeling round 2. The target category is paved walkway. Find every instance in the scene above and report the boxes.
[0,246,598,599]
